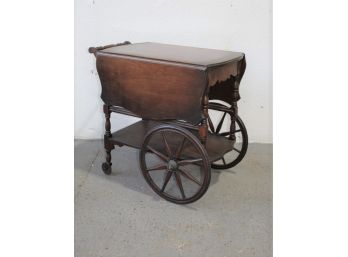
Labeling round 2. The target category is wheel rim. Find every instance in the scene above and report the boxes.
[208,102,248,169]
[140,125,211,204]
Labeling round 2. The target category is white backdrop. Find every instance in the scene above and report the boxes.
[75,0,272,143]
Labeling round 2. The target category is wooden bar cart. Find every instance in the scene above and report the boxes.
[89,41,248,204]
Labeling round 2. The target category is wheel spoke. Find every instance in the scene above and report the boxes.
[175,137,186,159]
[217,131,240,137]
[146,164,167,172]
[216,112,227,134]
[221,156,227,165]
[161,131,172,158]
[177,158,203,166]
[174,172,186,199]
[161,170,173,192]
[147,146,169,162]
[207,115,215,133]
[179,169,202,186]
[217,132,229,137]
[233,147,241,153]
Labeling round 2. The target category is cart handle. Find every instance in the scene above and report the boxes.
[88,41,131,55]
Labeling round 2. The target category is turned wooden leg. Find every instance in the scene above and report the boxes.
[229,79,240,141]
[229,103,237,141]
[105,148,112,165]
[102,104,114,175]
[199,95,209,145]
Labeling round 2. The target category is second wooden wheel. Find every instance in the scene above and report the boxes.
[139,125,211,204]
[208,101,248,169]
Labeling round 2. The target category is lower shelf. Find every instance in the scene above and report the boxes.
[109,120,234,162]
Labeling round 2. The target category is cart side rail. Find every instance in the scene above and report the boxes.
[88,41,131,56]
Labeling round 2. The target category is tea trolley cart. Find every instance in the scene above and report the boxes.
[89,41,248,204]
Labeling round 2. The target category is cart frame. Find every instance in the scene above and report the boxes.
[89,41,248,203]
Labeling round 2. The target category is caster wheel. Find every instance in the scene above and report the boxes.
[102,162,112,175]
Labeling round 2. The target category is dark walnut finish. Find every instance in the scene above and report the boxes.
[96,53,207,123]
[90,41,247,204]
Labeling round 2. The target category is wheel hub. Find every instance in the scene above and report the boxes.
[168,160,178,171]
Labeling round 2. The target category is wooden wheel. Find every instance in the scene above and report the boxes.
[208,101,248,169]
[139,125,211,204]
